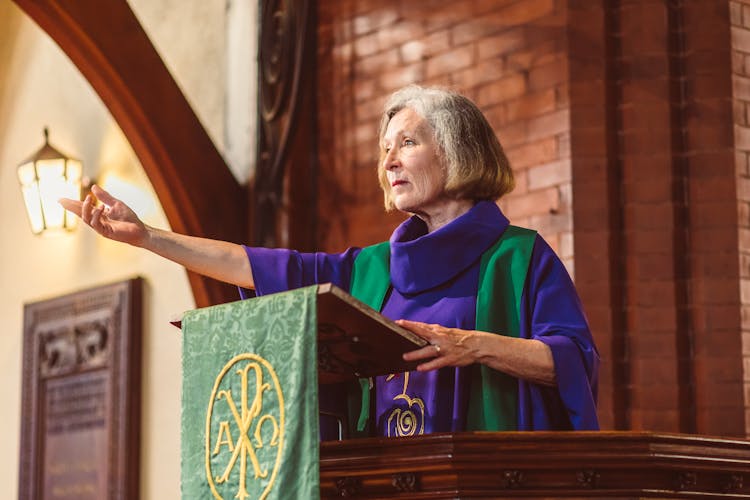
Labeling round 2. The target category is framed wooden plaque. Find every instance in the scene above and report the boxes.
[18,278,142,500]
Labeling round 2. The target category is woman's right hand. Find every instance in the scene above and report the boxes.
[60,184,149,247]
[60,184,254,288]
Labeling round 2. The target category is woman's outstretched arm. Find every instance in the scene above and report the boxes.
[60,185,254,288]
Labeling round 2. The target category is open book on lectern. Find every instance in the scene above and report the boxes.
[172,283,428,383]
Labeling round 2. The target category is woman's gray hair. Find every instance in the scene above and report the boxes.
[377,85,514,210]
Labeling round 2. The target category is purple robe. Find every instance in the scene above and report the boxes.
[242,201,599,436]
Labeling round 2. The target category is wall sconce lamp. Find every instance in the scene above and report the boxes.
[17,128,84,235]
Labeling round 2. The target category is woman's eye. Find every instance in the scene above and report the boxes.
[404,139,415,146]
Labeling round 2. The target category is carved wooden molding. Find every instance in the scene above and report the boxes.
[320,432,750,498]
[723,473,744,493]
[392,472,419,492]
[501,470,524,489]
[334,476,360,497]
[18,279,142,499]
[576,469,600,489]
[674,471,697,491]
[255,0,317,248]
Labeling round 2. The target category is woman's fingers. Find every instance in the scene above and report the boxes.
[403,343,450,373]
[403,344,440,361]
[400,320,443,370]
[81,194,94,224]
[398,319,481,370]
[90,204,104,230]
[59,186,147,245]
[91,184,117,206]
[58,198,83,217]
[415,357,447,372]
[396,319,437,340]
[61,193,105,233]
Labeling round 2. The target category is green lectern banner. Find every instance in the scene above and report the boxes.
[181,286,320,500]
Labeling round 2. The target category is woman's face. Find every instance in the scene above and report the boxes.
[381,107,447,215]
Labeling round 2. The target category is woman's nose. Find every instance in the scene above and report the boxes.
[384,150,400,170]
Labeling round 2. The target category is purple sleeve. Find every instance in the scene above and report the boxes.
[518,236,600,430]
[242,246,361,297]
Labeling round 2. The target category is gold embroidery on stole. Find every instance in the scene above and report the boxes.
[386,372,425,437]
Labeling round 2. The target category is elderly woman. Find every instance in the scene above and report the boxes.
[61,85,599,436]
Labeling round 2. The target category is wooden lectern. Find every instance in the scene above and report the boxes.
[181,285,750,499]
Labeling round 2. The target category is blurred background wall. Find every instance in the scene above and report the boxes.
[0,0,255,497]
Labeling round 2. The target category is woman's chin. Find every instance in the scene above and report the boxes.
[393,200,419,214]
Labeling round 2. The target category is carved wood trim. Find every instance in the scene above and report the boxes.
[11,0,245,306]
[392,472,419,493]
[723,473,744,493]
[254,0,317,249]
[501,470,525,489]
[576,469,600,489]
[320,432,750,498]
[333,476,361,497]
[674,471,697,491]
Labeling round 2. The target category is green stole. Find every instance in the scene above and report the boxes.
[348,225,536,435]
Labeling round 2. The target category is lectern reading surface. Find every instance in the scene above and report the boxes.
[172,283,428,382]
[316,283,428,382]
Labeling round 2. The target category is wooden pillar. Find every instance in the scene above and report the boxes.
[254,0,318,251]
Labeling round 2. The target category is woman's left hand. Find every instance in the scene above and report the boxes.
[398,319,557,386]
[399,319,485,371]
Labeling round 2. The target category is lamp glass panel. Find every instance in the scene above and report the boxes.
[21,184,44,234]
[17,162,37,186]
[36,158,68,230]
[36,158,65,179]
[66,159,82,182]
[63,160,82,229]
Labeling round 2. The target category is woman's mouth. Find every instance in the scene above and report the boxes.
[392,180,407,187]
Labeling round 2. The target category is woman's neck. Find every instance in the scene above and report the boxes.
[414,199,474,233]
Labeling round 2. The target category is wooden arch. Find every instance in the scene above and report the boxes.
[12,0,246,307]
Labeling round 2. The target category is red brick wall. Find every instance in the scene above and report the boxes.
[317,0,574,273]
[731,0,750,435]
[314,0,750,436]
[571,0,747,435]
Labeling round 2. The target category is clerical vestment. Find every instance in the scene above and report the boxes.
[241,201,599,435]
